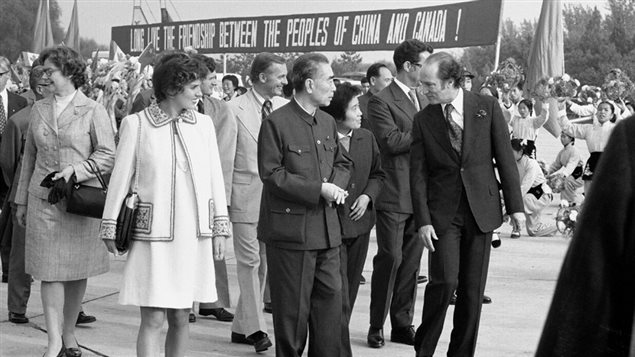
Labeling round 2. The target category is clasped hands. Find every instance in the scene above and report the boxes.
[417,212,525,252]
[320,182,348,205]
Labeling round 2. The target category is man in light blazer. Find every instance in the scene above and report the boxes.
[411,52,525,357]
[366,39,432,348]
[227,53,288,352]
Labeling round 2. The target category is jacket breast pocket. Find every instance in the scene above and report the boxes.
[269,202,306,244]
[285,144,312,172]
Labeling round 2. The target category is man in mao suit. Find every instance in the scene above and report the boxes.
[0,56,28,282]
[257,53,352,357]
[411,52,525,357]
[358,63,393,131]
[366,39,433,348]
[193,55,237,322]
[227,53,288,352]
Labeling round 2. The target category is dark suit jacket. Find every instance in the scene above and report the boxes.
[358,91,373,131]
[410,90,523,235]
[257,99,352,250]
[368,81,426,214]
[4,92,28,120]
[130,88,154,114]
[338,128,385,238]
[537,116,635,357]
[0,105,32,202]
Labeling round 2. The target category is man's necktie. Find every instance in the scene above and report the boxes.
[444,103,462,155]
[408,89,420,111]
[262,99,273,121]
[197,100,205,114]
[339,135,350,152]
[0,95,6,136]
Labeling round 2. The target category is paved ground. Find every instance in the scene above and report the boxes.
[0,132,583,356]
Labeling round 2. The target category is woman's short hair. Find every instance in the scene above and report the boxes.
[222,75,239,89]
[518,99,534,116]
[38,46,87,89]
[321,82,361,121]
[510,138,526,152]
[152,56,205,103]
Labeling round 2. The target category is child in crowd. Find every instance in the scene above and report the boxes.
[504,99,549,158]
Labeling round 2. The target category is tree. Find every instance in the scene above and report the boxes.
[79,37,108,59]
[331,51,364,75]
[605,0,635,56]
[0,0,65,60]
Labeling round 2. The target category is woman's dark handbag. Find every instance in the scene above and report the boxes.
[114,114,142,253]
[66,159,109,219]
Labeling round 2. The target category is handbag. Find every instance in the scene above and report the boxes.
[115,114,142,253]
[66,159,109,219]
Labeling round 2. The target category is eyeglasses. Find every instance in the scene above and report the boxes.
[42,67,60,76]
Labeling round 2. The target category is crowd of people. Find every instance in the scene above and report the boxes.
[0,37,633,357]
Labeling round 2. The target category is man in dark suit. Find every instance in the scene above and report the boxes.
[366,39,432,348]
[257,53,352,357]
[358,63,393,130]
[0,56,28,282]
[411,52,525,357]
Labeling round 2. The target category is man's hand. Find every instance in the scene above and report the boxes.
[15,205,27,227]
[349,194,370,221]
[417,225,438,252]
[320,182,348,205]
[510,212,526,234]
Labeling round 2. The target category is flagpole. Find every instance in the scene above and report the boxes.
[493,0,505,71]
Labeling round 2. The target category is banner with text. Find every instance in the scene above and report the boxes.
[112,0,502,55]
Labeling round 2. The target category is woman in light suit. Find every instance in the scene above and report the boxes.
[100,54,230,356]
[15,46,116,357]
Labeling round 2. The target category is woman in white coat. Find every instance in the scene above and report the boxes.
[100,53,230,357]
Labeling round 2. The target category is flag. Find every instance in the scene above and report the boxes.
[32,0,55,53]
[138,43,156,72]
[64,0,80,52]
[109,41,126,62]
[525,0,564,138]
[91,50,100,73]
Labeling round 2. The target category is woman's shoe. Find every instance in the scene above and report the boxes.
[64,347,82,357]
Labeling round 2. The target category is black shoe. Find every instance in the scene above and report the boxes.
[189,312,196,323]
[64,347,82,357]
[8,312,29,324]
[231,331,272,352]
[263,302,272,314]
[417,275,428,284]
[390,325,415,345]
[1,274,7,283]
[360,275,366,285]
[200,307,234,321]
[231,332,251,345]
[483,295,492,304]
[76,311,96,325]
[367,327,384,348]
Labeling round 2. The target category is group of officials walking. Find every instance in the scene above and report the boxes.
[1,38,526,357]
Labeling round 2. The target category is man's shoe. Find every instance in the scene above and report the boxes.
[231,332,252,345]
[76,311,96,325]
[189,312,196,323]
[483,295,492,304]
[263,302,272,314]
[8,312,29,324]
[417,275,428,284]
[200,307,234,321]
[367,327,384,348]
[391,325,415,345]
[249,331,273,352]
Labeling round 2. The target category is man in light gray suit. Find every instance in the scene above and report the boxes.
[228,53,288,353]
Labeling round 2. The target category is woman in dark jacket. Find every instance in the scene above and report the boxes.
[322,82,385,357]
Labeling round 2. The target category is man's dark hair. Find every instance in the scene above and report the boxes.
[153,56,205,103]
[393,39,433,72]
[518,99,534,116]
[192,54,216,73]
[39,46,87,89]
[361,77,369,85]
[291,53,330,92]
[250,53,286,84]
[222,75,239,88]
[510,138,526,153]
[425,52,462,88]
[366,62,389,82]
[321,82,361,121]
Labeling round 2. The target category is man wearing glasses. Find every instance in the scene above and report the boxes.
[366,39,433,348]
[0,56,28,284]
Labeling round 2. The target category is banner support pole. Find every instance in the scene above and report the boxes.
[493,0,505,71]
[223,53,227,74]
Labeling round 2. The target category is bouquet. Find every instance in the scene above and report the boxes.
[534,74,579,100]
[577,85,602,105]
[546,174,565,193]
[602,68,634,101]
[484,58,524,93]
[555,204,581,238]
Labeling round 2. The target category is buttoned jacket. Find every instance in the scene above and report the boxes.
[99,105,230,241]
[368,81,427,213]
[257,99,352,250]
[15,91,115,205]
[228,89,287,223]
[0,105,32,203]
[337,128,385,238]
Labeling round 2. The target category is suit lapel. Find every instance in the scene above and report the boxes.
[58,91,90,130]
[389,82,418,119]
[237,90,261,142]
[426,104,460,164]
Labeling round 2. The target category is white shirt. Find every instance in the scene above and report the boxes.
[54,90,77,119]
[441,88,464,129]
[392,77,412,98]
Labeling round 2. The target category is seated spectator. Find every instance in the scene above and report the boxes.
[546,132,584,206]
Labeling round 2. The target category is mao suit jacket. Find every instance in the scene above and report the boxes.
[368,81,426,214]
[228,89,287,223]
[410,90,523,235]
[257,99,352,250]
